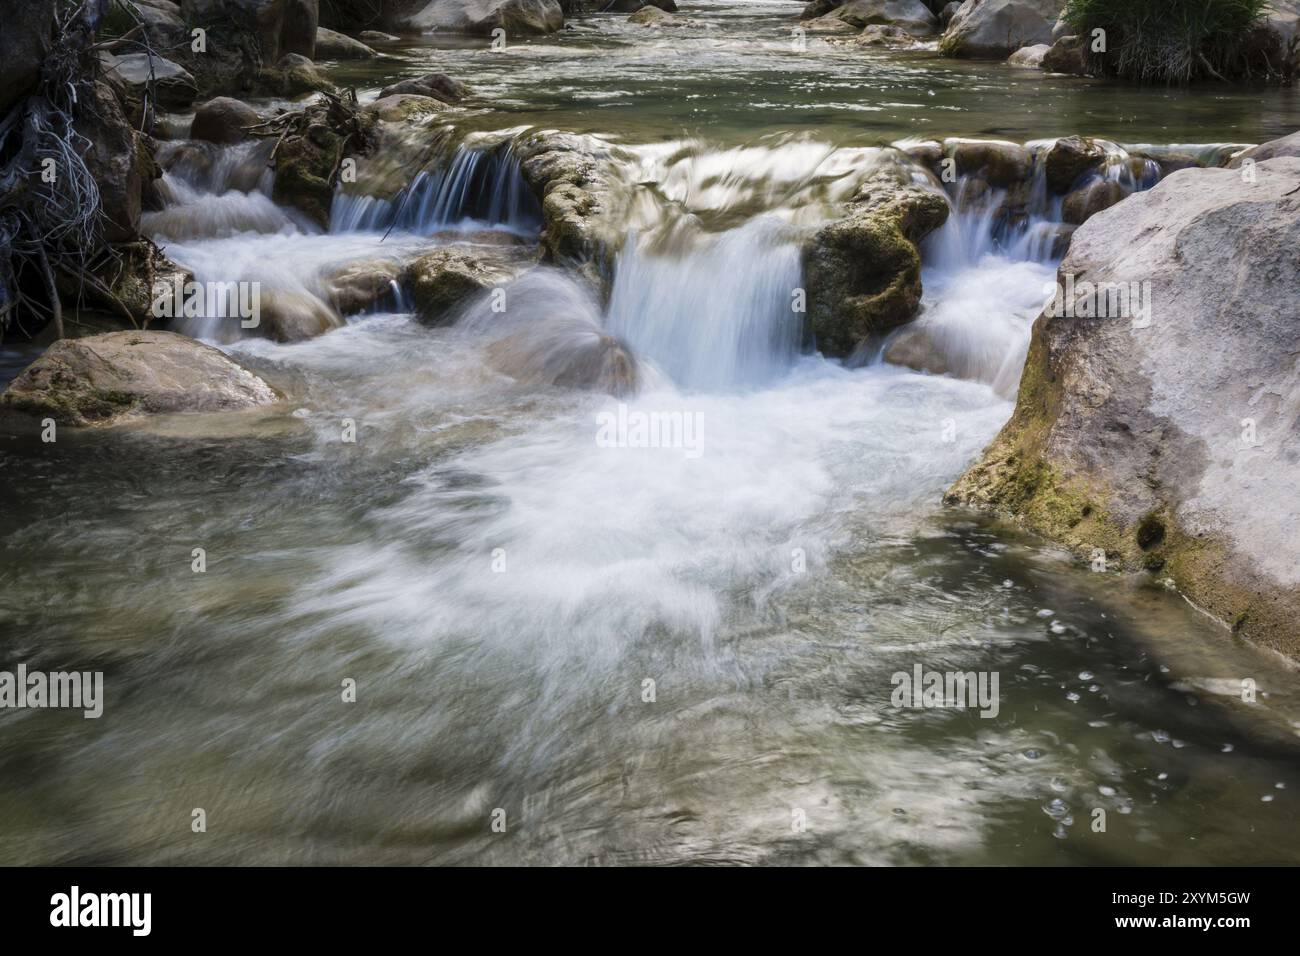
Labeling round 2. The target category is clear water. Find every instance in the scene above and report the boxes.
[1,1,1297,866]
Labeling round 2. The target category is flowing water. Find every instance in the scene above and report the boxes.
[1,2,1298,865]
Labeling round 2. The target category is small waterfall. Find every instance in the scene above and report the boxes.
[604,217,804,391]
[330,145,542,236]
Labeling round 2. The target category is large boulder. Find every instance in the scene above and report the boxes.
[190,96,261,144]
[1040,32,1088,74]
[1043,135,1106,193]
[1263,0,1299,76]
[947,156,1300,658]
[836,0,938,35]
[0,331,277,426]
[181,0,319,60]
[939,0,1064,58]
[0,0,55,119]
[1007,42,1049,67]
[802,169,949,357]
[402,0,564,35]
[119,0,190,49]
[257,289,343,341]
[513,131,619,273]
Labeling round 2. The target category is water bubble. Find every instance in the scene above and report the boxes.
[1157,772,1168,781]
[1049,622,1067,635]
[1276,782,1286,790]
[1098,785,1116,797]
[1151,729,1170,744]
[1066,692,1080,702]
[1261,795,1275,803]
[1024,748,1043,760]
[1078,671,1094,681]
[1036,609,1054,618]
[1001,579,1014,589]
[1221,743,1234,753]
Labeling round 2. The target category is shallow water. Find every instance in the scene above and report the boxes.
[1,1,1298,866]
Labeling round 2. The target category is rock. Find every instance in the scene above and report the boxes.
[257,289,343,341]
[0,331,277,426]
[181,0,319,61]
[98,51,199,111]
[124,0,190,48]
[1041,33,1088,74]
[271,97,380,228]
[939,0,1063,59]
[944,138,1032,187]
[261,53,334,96]
[486,324,638,396]
[802,13,856,33]
[850,23,924,44]
[837,0,938,35]
[1060,178,1123,224]
[403,0,564,35]
[1043,135,1105,193]
[801,0,840,18]
[1049,11,1069,40]
[326,259,405,314]
[358,30,403,44]
[947,157,1300,658]
[513,130,618,273]
[1007,43,1049,67]
[605,0,678,10]
[939,0,960,26]
[75,82,152,244]
[365,94,448,122]
[190,97,262,144]
[802,169,949,356]
[628,5,671,24]
[1227,130,1300,168]
[315,26,378,58]
[378,73,470,103]
[407,246,535,323]
[0,0,54,119]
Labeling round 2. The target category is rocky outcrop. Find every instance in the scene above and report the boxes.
[947,156,1300,658]
[270,95,380,227]
[0,331,277,426]
[802,167,949,356]
[836,0,938,35]
[1043,134,1105,193]
[257,290,343,341]
[190,96,261,144]
[407,244,536,324]
[315,27,379,58]
[939,0,1063,58]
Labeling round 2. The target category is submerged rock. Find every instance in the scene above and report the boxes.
[257,290,344,341]
[326,259,406,315]
[939,0,1063,59]
[486,324,639,396]
[1227,130,1300,168]
[1060,178,1122,224]
[802,168,949,356]
[365,94,448,122]
[947,156,1300,658]
[0,331,277,426]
